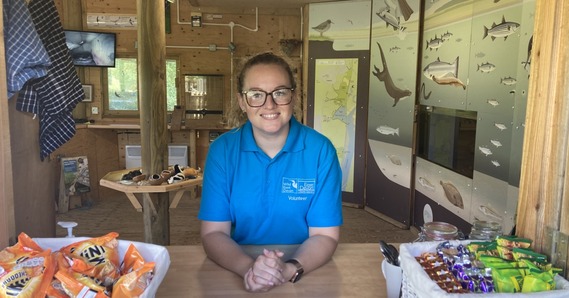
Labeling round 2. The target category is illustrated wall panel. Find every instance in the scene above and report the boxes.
[365,0,421,225]
[307,0,372,205]
[419,2,473,110]
[414,0,535,234]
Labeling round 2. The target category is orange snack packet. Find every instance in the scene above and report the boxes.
[0,233,55,298]
[120,244,145,275]
[55,270,109,298]
[112,262,155,298]
[60,232,121,287]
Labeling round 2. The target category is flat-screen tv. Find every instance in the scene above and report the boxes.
[64,30,116,67]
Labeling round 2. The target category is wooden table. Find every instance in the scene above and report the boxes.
[157,243,389,297]
[99,169,203,211]
[99,168,203,245]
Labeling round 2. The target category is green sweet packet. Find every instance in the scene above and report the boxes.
[512,247,548,262]
[493,267,525,293]
[497,235,533,249]
[521,268,556,292]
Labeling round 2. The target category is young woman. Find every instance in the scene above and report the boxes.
[198,52,343,292]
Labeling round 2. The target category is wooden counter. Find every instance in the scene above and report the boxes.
[157,243,389,297]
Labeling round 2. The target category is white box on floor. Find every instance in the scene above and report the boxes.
[34,237,170,297]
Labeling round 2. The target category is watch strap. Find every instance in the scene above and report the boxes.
[286,259,304,283]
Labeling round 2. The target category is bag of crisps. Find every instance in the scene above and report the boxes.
[112,262,155,298]
[0,233,55,298]
[55,270,109,298]
[60,232,121,287]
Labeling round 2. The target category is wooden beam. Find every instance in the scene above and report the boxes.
[0,5,16,248]
[517,0,569,264]
[138,0,170,245]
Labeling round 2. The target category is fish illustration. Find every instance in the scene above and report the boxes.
[440,181,464,209]
[487,99,500,107]
[377,125,400,136]
[387,154,402,165]
[479,204,503,221]
[490,140,502,147]
[372,43,412,107]
[426,35,444,51]
[522,35,533,71]
[477,62,496,73]
[421,82,432,100]
[441,31,453,41]
[418,176,435,191]
[423,57,459,80]
[431,75,466,89]
[475,52,486,58]
[389,46,401,52]
[479,146,493,156]
[491,160,501,167]
[483,15,520,41]
[376,7,406,32]
[500,77,517,86]
[494,123,508,131]
[397,0,414,21]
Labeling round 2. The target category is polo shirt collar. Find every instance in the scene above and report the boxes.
[240,116,305,153]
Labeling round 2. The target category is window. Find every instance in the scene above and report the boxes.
[105,58,178,116]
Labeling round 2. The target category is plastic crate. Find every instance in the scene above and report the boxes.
[399,240,569,297]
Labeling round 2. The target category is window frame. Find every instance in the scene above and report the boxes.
[103,56,180,117]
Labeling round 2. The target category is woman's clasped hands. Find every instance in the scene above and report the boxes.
[244,249,288,292]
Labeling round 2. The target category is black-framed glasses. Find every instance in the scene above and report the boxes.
[241,88,294,107]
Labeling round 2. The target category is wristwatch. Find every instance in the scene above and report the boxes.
[286,259,304,283]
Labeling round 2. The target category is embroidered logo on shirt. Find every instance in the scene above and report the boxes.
[282,177,315,194]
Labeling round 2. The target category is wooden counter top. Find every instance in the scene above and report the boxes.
[157,243,389,297]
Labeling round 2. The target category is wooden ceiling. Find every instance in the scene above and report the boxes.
[187,0,343,9]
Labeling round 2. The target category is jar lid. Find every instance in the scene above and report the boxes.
[424,221,458,237]
[472,220,501,230]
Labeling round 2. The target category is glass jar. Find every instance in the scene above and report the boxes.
[469,220,501,240]
[418,221,459,241]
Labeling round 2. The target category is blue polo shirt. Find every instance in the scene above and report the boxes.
[198,117,343,245]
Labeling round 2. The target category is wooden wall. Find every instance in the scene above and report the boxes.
[65,0,302,126]
[49,1,303,205]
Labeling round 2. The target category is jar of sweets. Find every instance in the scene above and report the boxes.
[469,220,502,240]
[418,221,459,241]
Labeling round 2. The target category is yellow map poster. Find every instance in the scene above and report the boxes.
[313,58,358,193]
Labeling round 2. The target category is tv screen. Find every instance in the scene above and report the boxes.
[416,105,477,178]
[64,30,116,67]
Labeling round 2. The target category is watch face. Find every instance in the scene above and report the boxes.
[287,259,304,283]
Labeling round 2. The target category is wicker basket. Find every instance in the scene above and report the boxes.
[399,241,569,298]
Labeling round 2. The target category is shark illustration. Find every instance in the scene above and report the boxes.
[372,42,412,107]
[376,6,406,32]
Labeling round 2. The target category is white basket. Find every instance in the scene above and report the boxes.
[34,237,170,298]
[400,241,569,298]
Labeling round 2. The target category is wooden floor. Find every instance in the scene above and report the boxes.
[55,192,418,245]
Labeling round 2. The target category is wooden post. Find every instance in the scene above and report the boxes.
[517,0,569,273]
[0,5,16,248]
[137,0,170,245]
